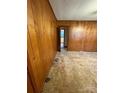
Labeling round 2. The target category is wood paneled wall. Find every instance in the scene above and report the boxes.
[27,0,57,92]
[57,21,97,52]
[27,70,34,93]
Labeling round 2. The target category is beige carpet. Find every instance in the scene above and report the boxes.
[43,49,97,93]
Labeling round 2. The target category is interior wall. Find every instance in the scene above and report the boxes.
[57,21,97,52]
[64,28,68,47]
[27,70,34,93]
[27,0,57,92]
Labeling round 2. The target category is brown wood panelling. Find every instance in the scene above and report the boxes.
[27,70,34,93]
[57,21,97,52]
[27,0,57,92]
[83,21,97,51]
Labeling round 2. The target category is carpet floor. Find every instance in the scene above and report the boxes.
[42,49,97,93]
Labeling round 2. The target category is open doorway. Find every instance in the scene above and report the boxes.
[57,27,69,52]
[60,28,64,49]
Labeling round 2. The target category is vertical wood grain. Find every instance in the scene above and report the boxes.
[57,21,97,52]
[27,0,57,92]
[27,71,34,93]
[83,21,97,51]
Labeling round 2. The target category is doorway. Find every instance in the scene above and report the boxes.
[57,27,69,52]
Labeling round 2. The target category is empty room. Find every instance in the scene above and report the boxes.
[27,0,97,93]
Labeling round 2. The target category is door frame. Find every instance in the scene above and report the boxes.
[57,26,69,51]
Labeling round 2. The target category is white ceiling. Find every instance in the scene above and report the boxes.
[49,0,97,20]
